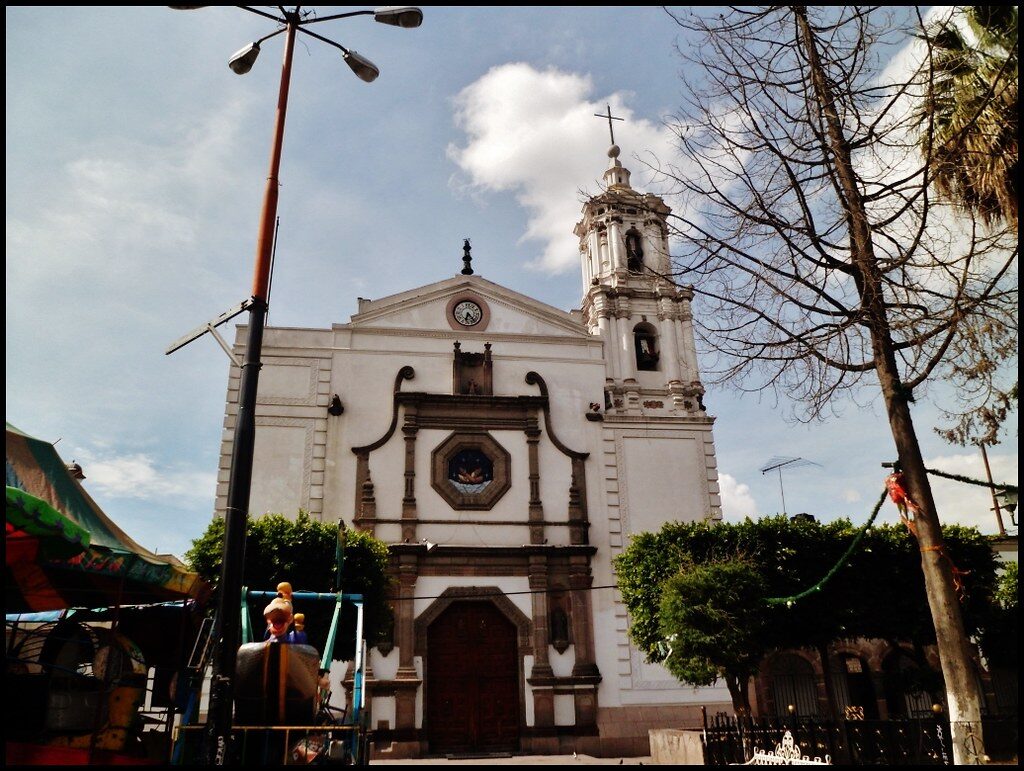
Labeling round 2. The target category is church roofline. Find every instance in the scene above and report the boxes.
[349,273,590,336]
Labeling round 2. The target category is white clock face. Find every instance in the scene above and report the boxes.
[454,300,483,327]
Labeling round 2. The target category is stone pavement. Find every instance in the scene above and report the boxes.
[372,753,651,765]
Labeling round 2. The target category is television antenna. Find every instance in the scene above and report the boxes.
[759,456,821,516]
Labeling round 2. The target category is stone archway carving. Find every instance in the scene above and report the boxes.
[414,586,533,657]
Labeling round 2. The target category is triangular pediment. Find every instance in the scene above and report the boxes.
[347,275,588,339]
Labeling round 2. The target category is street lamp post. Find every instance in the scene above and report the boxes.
[169,6,422,764]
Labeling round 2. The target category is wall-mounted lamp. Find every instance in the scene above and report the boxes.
[328,394,344,416]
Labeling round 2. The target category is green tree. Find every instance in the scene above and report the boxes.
[978,559,1018,669]
[658,558,770,714]
[661,7,1016,760]
[615,517,1000,715]
[917,6,1019,446]
[186,511,392,660]
[918,6,1018,230]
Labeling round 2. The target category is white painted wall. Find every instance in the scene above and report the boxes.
[223,270,728,725]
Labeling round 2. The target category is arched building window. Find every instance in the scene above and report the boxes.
[882,650,942,718]
[625,228,644,272]
[767,653,819,717]
[831,653,879,719]
[988,665,1018,715]
[634,323,659,371]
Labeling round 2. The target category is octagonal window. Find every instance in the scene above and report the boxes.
[448,448,494,494]
[432,433,511,510]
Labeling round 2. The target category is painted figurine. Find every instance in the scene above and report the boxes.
[263,581,304,643]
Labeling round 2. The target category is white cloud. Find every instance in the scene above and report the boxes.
[924,451,1018,534]
[6,94,254,291]
[843,489,863,504]
[448,63,677,272]
[72,449,217,503]
[718,472,759,521]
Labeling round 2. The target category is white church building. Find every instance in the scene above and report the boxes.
[216,144,731,757]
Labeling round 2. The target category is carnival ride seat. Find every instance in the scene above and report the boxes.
[234,641,320,726]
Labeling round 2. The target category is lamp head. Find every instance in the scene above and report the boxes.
[996,488,1017,515]
[228,42,260,75]
[343,50,380,83]
[373,6,423,28]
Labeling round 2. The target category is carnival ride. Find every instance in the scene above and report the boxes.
[167,517,371,767]
[170,579,371,766]
[7,424,371,765]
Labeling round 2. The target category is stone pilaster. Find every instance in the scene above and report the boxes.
[394,555,420,734]
[529,555,555,728]
[526,415,545,545]
[401,406,418,543]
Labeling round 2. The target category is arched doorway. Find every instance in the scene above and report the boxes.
[426,601,520,753]
[831,653,879,719]
[882,650,943,718]
[767,652,820,717]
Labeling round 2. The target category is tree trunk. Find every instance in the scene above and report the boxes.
[725,671,753,716]
[817,643,841,722]
[794,7,986,763]
[725,672,754,759]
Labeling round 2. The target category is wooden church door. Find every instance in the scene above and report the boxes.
[426,600,520,753]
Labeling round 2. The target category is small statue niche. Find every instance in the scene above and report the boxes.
[453,341,493,396]
[550,605,571,655]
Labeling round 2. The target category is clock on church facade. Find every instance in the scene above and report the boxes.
[445,293,490,331]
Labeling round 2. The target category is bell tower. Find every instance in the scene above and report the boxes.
[575,142,706,415]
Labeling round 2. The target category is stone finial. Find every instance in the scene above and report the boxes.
[461,238,474,275]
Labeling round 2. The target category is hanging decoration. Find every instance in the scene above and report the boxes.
[921,544,970,600]
[925,466,1017,493]
[765,487,887,607]
[765,460,1007,610]
[885,470,921,535]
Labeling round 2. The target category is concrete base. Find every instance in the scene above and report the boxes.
[649,729,706,765]
[369,703,724,761]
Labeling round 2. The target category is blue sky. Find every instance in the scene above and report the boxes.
[6,6,1017,558]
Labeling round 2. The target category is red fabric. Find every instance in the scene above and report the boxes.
[5,524,41,565]
[885,471,920,514]
[4,742,162,765]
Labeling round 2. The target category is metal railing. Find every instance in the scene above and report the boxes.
[172,723,367,766]
[702,712,1019,765]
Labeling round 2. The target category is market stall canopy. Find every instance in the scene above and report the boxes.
[7,486,91,563]
[5,423,209,612]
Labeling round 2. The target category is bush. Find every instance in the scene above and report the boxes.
[186,511,392,660]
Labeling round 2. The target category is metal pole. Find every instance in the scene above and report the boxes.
[979,443,1006,537]
[204,16,298,765]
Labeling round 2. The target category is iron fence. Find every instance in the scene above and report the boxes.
[701,713,1017,765]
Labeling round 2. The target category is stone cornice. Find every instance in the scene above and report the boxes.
[388,543,597,559]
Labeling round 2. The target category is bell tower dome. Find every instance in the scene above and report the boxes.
[574,143,705,415]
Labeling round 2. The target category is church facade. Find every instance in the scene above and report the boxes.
[216,146,731,757]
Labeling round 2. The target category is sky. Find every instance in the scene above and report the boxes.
[6,6,1017,559]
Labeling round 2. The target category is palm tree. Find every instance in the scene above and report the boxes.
[918,6,1018,229]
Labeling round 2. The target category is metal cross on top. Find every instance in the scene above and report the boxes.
[594,103,624,145]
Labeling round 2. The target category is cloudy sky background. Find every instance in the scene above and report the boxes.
[6,7,1017,558]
